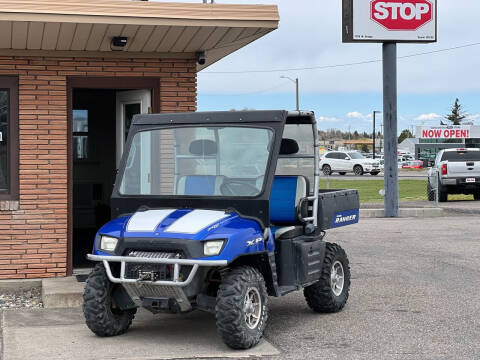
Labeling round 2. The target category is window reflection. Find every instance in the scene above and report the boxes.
[73,110,88,159]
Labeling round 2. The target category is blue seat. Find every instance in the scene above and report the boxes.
[176,175,224,196]
[269,175,308,225]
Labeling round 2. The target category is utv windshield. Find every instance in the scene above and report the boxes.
[119,126,273,197]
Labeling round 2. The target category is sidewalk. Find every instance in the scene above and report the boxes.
[361,199,480,214]
[1,308,279,360]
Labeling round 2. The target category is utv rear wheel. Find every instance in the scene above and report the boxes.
[83,263,136,337]
[304,243,350,313]
[215,266,268,349]
[322,165,332,176]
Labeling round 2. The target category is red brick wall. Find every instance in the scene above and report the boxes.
[0,56,197,279]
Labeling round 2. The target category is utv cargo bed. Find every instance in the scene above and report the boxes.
[317,189,359,230]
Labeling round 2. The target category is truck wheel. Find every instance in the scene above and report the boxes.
[304,243,350,313]
[215,266,268,349]
[322,165,332,176]
[427,182,435,201]
[83,263,136,337]
[353,165,364,176]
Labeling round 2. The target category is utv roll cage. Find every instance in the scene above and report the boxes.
[110,110,321,231]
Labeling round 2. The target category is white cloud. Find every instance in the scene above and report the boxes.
[347,111,364,119]
[318,116,342,123]
[415,113,442,121]
[467,113,480,121]
[346,111,373,123]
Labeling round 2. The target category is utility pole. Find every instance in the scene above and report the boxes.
[383,43,399,218]
[280,76,299,111]
[373,111,381,159]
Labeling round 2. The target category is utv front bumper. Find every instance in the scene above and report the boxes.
[87,254,227,312]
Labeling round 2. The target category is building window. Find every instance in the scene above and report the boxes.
[0,77,18,201]
[73,110,88,159]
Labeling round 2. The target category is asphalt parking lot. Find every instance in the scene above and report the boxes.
[265,215,480,360]
[1,215,479,360]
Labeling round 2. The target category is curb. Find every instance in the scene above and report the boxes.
[42,277,84,308]
[440,207,480,215]
[0,279,41,291]
[360,207,444,218]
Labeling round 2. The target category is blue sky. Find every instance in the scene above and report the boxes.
[198,92,480,133]
[184,0,480,134]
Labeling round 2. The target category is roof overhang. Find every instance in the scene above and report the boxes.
[0,0,279,70]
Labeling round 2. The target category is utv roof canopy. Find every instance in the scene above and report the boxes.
[132,110,316,126]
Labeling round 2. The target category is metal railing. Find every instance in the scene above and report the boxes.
[430,171,439,207]
[87,254,227,287]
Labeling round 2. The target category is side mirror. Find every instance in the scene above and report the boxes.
[345,157,350,160]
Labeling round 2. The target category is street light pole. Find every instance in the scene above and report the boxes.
[281,76,299,111]
[373,111,381,159]
[295,78,299,111]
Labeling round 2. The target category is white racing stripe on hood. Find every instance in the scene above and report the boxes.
[126,209,176,232]
[165,210,229,234]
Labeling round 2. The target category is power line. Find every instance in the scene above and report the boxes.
[200,42,480,75]
[199,81,290,96]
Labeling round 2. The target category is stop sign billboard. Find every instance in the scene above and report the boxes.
[342,0,437,42]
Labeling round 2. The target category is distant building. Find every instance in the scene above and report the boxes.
[398,138,419,155]
[415,125,480,164]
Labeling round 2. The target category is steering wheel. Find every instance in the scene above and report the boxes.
[220,179,260,196]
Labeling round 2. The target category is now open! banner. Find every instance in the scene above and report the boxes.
[416,126,480,139]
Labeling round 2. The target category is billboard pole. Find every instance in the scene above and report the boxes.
[383,42,399,217]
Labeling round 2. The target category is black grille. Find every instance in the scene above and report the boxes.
[125,251,180,281]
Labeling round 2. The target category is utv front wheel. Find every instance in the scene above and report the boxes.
[304,243,350,313]
[83,263,136,337]
[215,266,268,349]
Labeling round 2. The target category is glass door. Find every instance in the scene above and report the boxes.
[115,89,152,167]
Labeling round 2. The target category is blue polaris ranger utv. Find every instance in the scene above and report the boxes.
[83,110,359,349]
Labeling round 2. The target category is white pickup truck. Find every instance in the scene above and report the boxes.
[427,148,480,202]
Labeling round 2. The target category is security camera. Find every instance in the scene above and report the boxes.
[111,37,128,51]
[196,51,206,65]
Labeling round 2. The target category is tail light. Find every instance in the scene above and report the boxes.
[441,163,448,175]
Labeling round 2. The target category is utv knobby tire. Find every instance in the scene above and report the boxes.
[304,243,350,313]
[215,266,268,350]
[83,263,136,337]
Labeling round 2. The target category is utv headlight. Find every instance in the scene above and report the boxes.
[99,236,118,252]
[203,240,225,256]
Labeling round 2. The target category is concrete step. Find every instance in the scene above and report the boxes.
[360,207,444,218]
[42,276,84,308]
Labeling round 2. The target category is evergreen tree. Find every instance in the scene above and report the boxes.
[445,98,467,125]
[398,129,414,144]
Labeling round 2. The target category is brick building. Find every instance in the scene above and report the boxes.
[0,0,279,279]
